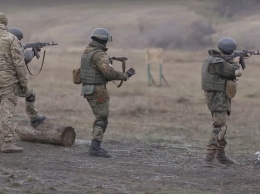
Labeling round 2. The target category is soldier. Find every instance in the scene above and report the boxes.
[9,27,46,127]
[202,37,249,167]
[81,28,135,158]
[0,13,27,153]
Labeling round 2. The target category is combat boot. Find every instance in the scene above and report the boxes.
[31,115,46,127]
[89,139,111,158]
[216,149,235,165]
[1,142,23,153]
[204,149,226,168]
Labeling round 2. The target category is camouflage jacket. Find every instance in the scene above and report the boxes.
[81,41,128,99]
[84,41,128,82]
[203,49,240,114]
[0,24,28,94]
[206,49,239,79]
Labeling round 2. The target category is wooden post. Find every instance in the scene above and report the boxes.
[147,63,156,86]
[160,64,162,87]
[148,63,151,86]
[159,64,169,87]
[146,48,165,87]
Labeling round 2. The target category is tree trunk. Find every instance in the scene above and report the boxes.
[16,122,76,147]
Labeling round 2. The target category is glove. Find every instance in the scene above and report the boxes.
[126,68,135,78]
[232,56,240,63]
[32,47,41,58]
[20,85,28,96]
[109,57,113,64]
[235,69,242,77]
[35,47,41,52]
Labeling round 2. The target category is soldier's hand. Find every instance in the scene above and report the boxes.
[36,47,41,52]
[244,53,251,59]
[235,69,242,77]
[20,85,28,95]
[232,56,240,63]
[126,68,135,78]
[109,57,113,64]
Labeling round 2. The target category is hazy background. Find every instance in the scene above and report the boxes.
[1,1,260,193]
[3,0,260,50]
[1,0,260,151]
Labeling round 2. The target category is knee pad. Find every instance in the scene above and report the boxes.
[218,125,227,140]
[95,119,108,133]
[25,91,36,102]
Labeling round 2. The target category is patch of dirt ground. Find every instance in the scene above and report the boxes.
[1,138,260,194]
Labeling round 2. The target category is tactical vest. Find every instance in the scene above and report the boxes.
[80,49,107,85]
[201,56,226,92]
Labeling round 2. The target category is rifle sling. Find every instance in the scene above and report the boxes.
[26,50,46,76]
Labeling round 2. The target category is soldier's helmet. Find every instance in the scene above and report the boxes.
[0,12,8,25]
[217,37,237,55]
[9,27,23,41]
[91,28,113,42]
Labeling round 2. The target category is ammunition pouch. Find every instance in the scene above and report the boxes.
[72,68,82,84]
[81,85,94,96]
[226,80,237,99]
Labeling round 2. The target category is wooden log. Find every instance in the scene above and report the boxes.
[16,122,76,147]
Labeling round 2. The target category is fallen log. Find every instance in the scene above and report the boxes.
[16,122,76,147]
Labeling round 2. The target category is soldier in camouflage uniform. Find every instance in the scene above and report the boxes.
[9,27,46,127]
[81,28,135,158]
[0,13,28,153]
[202,37,247,167]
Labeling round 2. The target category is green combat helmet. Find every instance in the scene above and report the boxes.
[0,12,8,25]
[91,28,113,42]
[217,37,237,55]
[9,27,23,41]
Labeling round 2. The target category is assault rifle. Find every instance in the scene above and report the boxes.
[23,41,58,59]
[23,41,58,76]
[224,50,260,69]
[109,56,127,88]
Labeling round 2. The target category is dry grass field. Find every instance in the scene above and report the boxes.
[1,1,260,193]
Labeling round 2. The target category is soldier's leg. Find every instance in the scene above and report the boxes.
[87,98,110,158]
[204,111,227,167]
[0,92,23,153]
[25,89,46,127]
[214,115,234,164]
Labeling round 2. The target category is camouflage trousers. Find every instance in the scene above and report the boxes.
[24,89,38,119]
[85,98,109,141]
[84,85,110,142]
[0,90,18,143]
[16,85,38,119]
[207,111,228,150]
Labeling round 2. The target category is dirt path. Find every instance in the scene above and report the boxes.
[1,139,260,194]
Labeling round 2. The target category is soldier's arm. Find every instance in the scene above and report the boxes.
[10,38,28,86]
[94,52,128,81]
[211,58,238,79]
[24,49,35,65]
